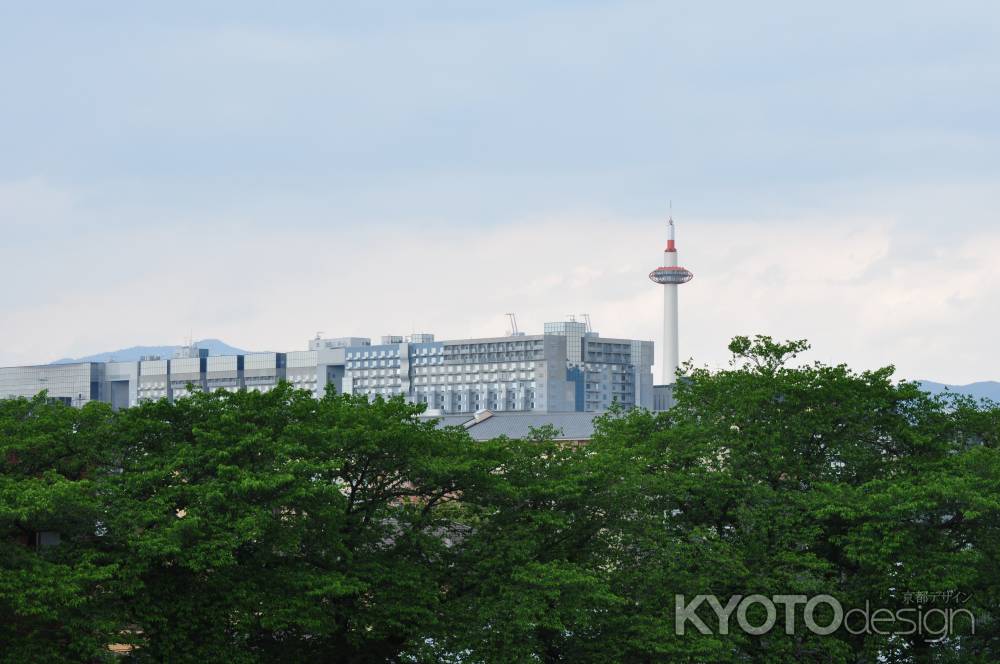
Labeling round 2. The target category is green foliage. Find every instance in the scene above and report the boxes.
[0,395,119,663]
[1,340,998,663]
[105,386,489,662]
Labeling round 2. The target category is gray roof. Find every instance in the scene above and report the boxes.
[426,410,601,441]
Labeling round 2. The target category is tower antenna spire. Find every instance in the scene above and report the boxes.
[665,203,676,252]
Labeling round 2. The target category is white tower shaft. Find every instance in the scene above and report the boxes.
[662,246,679,384]
[649,214,691,386]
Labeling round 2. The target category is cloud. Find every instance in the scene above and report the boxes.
[1,184,997,384]
[0,179,77,230]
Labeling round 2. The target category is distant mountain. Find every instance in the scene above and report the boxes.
[51,339,252,364]
[917,380,1000,402]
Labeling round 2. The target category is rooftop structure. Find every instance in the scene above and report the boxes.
[429,409,600,442]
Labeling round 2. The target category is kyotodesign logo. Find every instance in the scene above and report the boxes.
[675,594,975,642]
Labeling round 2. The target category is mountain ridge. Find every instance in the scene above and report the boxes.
[50,339,253,364]
[915,380,1000,402]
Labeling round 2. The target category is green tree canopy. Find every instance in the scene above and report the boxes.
[0,337,997,663]
[0,395,119,662]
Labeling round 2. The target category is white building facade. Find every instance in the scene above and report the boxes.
[1,322,654,414]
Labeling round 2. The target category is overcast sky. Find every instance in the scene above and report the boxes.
[1,1,997,383]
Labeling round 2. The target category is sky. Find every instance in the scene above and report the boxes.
[0,1,998,383]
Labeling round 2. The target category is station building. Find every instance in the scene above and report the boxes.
[0,321,654,414]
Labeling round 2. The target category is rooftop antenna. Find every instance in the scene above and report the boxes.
[315,331,323,339]
[581,313,593,333]
[505,313,519,336]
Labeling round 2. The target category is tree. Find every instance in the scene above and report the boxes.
[432,335,999,662]
[431,426,628,662]
[0,395,120,663]
[578,335,1000,663]
[103,385,497,662]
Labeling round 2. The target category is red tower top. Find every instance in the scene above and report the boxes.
[650,213,693,285]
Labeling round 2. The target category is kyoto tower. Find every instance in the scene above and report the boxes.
[648,212,693,384]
